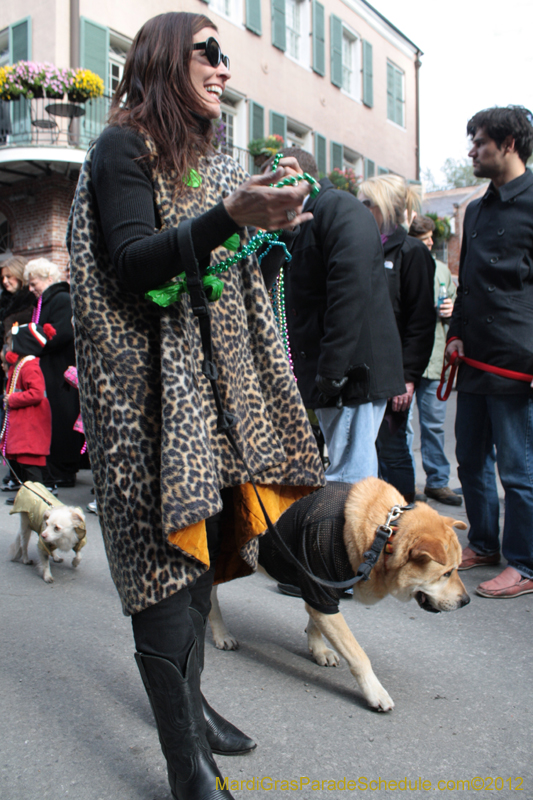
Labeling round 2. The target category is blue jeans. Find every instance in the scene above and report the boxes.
[315,400,386,484]
[455,392,533,579]
[415,378,451,488]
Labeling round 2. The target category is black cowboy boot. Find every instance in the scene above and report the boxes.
[190,606,256,756]
[135,642,234,800]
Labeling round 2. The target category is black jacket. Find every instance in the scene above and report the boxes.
[448,169,533,394]
[0,286,34,345]
[285,179,405,409]
[382,226,436,385]
[35,282,81,466]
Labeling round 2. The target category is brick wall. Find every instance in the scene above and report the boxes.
[0,175,77,275]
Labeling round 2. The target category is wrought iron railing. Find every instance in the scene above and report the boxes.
[220,143,254,173]
[0,95,112,150]
[0,100,259,175]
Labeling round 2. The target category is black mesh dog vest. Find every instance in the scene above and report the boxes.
[258,482,354,614]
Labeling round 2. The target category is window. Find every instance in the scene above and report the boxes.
[330,16,360,100]
[272,0,309,66]
[343,146,363,180]
[210,0,242,25]
[341,28,358,97]
[109,33,130,96]
[286,117,311,150]
[285,0,309,66]
[221,108,235,150]
[387,60,405,127]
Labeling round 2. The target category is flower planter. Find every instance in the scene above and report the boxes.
[67,91,88,104]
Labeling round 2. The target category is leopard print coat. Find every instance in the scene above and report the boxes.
[68,140,324,615]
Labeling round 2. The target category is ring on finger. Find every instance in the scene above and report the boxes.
[286,210,297,222]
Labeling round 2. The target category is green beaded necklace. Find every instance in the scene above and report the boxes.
[145,153,320,307]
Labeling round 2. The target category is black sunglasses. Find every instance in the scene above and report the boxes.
[192,37,230,70]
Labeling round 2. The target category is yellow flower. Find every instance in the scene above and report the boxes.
[71,69,104,99]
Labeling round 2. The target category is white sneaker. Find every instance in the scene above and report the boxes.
[86,500,98,514]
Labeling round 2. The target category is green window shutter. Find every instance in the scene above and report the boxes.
[330,141,343,170]
[314,133,327,176]
[249,101,264,141]
[272,0,286,51]
[330,15,343,88]
[246,0,262,35]
[10,17,31,62]
[80,18,109,91]
[394,67,404,126]
[378,166,388,175]
[9,19,32,141]
[364,158,375,179]
[270,111,286,143]
[387,61,395,122]
[362,40,373,108]
[312,1,325,77]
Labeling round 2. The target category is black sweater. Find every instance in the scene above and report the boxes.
[91,126,240,294]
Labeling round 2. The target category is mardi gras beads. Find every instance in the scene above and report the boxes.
[145,157,320,307]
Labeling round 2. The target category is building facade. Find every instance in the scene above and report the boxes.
[0,0,422,267]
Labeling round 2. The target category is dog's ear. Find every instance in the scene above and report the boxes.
[43,508,51,523]
[452,519,468,530]
[71,508,86,525]
[409,537,448,566]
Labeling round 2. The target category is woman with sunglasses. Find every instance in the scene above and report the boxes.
[68,11,323,800]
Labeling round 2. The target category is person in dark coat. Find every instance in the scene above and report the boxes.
[0,256,34,345]
[24,258,81,487]
[358,174,436,502]
[274,147,405,484]
[446,105,533,599]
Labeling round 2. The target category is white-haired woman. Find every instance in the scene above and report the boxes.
[358,174,436,502]
[24,257,81,488]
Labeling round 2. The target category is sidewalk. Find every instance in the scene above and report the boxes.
[0,396,531,800]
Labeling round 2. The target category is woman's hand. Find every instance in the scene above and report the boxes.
[223,167,313,231]
[391,382,415,413]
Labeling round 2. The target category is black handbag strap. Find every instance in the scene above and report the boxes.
[177,219,391,589]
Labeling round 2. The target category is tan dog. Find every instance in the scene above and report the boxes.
[9,482,87,583]
[209,477,469,712]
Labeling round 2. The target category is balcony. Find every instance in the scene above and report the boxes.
[0,97,255,186]
[0,95,111,186]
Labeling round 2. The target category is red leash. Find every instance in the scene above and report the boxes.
[437,349,533,401]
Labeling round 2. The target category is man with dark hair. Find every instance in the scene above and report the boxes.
[445,105,533,598]
[272,147,405,485]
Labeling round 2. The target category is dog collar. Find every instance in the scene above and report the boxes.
[381,502,414,560]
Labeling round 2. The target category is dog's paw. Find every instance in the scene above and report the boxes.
[52,554,63,563]
[311,647,340,667]
[72,556,81,568]
[42,572,54,583]
[214,633,239,651]
[360,677,394,712]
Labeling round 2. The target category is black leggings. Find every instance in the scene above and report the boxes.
[131,509,223,671]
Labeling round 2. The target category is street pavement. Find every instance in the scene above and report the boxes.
[0,391,531,800]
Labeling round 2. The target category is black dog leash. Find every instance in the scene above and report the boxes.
[177,219,411,589]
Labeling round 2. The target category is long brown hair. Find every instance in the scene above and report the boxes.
[109,12,217,188]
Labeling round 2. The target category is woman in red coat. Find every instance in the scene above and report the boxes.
[1,322,56,487]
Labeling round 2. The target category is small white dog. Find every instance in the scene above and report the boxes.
[9,482,87,583]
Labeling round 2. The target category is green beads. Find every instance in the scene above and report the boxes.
[146,156,320,308]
